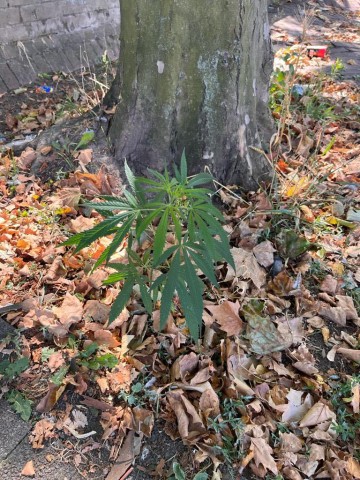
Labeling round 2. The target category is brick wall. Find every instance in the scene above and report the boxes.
[0,0,120,92]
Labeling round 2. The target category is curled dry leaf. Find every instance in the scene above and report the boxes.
[84,300,110,324]
[56,187,82,208]
[47,351,65,372]
[18,147,37,170]
[94,329,121,348]
[199,386,221,421]
[320,275,338,295]
[336,295,359,324]
[43,257,67,283]
[291,344,318,376]
[280,432,303,453]
[29,419,55,449]
[167,390,206,442]
[337,348,360,363]
[132,406,154,437]
[36,382,66,413]
[243,301,293,354]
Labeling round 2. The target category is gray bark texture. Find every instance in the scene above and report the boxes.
[108,0,274,190]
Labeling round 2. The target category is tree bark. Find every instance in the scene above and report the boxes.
[108,0,274,190]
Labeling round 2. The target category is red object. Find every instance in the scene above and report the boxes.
[306,46,328,58]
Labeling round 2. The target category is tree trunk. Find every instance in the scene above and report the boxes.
[108,0,274,190]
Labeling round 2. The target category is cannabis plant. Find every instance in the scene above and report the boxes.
[63,153,233,339]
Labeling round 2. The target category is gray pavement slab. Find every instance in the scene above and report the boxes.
[0,400,30,461]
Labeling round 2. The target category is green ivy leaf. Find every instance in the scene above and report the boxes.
[7,390,32,421]
[4,356,29,380]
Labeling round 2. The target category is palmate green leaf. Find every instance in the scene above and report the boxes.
[136,209,161,239]
[139,280,153,314]
[153,245,179,269]
[109,277,136,323]
[93,215,135,269]
[187,172,213,188]
[160,251,181,330]
[123,188,139,208]
[193,213,219,260]
[124,159,137,193]
[85,199,132,212]
[177,276,202,340]
[153,210,169,262]
[183,252,204,317]
[187,245,219,286]
[170,209,182,241]
[213,238,235,269]
[62,214,126,252]
[194,201,225,221]
[180,149,187,182]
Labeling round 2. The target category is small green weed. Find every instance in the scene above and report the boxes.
[330,375,360,443]
[6,390,33,421]
[171,462,208,480]
[63,152,233,339]
[77,342,118,371]
[209,398,247,464]
[331,58,345,79]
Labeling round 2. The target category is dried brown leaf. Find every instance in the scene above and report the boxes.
[206,301,243,336]
[21,460,35,477]
[347,457,360,479]
[250,437,278,475]
[337,348,360,363]
[299,401,336,428]
[29,419,55,449]
[253,240,276,268]
[52,293,83,328]
[69,216,97,234]
[319,306,346,326]
[226,248,266,289]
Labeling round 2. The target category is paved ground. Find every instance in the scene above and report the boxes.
[270,0,360,83]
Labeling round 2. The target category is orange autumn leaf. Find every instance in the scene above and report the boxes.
[91,244,106,260]
[63,255,84,269]
[16,238,31,250]
[21,460,35,477]
[277,159,290,173]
